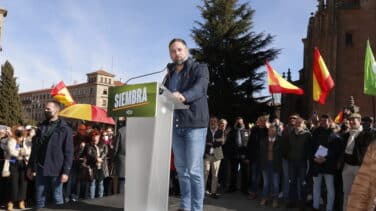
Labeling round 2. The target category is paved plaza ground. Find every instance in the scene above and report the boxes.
[0,192,291,211]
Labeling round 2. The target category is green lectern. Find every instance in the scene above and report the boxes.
[108,82,188,211]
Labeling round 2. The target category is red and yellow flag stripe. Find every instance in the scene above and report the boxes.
[313,47,334,104]
[50,81,75,106]
[334,111,344,124]
[266,61,304,95]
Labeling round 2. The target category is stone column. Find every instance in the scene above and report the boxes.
[0,8,7,51]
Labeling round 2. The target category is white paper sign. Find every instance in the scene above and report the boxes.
[315,145,328,158]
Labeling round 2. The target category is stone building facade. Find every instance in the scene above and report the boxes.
[20,70,123,123]
[281,0,376,121]
[0,8,7,50]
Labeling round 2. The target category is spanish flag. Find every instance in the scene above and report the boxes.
[50,81,75,106]
[266,61,304,95]
[313,47,335,104]
[334,111,344,124]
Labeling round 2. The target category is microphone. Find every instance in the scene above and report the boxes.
[125,66,168,84]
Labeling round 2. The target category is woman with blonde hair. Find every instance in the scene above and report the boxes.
[4,125,32,210]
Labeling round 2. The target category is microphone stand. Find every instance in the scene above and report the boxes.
[125,67,167,84]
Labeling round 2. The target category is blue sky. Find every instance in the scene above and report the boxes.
[0,0,317,93]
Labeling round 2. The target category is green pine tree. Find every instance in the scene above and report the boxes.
[0,61,24,126]
[191,0,280,122]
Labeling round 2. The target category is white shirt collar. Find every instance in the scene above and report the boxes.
[269,137,276,142]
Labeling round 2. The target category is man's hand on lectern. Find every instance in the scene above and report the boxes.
[172,92,186,103]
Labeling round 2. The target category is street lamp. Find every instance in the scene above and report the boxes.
[0,8,7,52]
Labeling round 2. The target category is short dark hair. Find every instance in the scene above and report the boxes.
[235,116,243,121]
[89,129,100,138]
[269,124,278,131]
[46,100,61,111]
[169,38,187,48]
[210,116,218,120]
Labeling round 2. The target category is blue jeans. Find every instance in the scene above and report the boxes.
[172,127,207,211]
[288,160,307,203]
[89,179,104,199]
[65,163,79,201]
[248,161,260,193]
[313,174,335,211]
[261,161,280,199]
[118,178,125,194]
[35,168,64,208]
[282,159,289,200]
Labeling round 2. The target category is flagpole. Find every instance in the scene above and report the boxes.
[373,96,375,121]
[313,101,317,117]
[271,93,275,120]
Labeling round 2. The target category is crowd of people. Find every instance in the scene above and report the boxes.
[0,93,373,211]
[0,101,126,210]
[64,122,125,201]
[163,37,376,211]
[168,112,376,211]
[1,37,375,211]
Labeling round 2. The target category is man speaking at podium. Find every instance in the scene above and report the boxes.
[163,38,209,211]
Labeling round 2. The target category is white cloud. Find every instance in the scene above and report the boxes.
[1,44,64,92]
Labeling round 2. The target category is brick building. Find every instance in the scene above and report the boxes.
[281,0,376,121]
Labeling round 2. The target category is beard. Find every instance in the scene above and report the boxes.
[173,57,187,65]
[174,60,184,65]
[44,111,54,120]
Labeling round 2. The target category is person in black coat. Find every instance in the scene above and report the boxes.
[246,115,268,199]
[84,130,109,199]
[112,117,126,194]
[226,117,250,194]
[65,124,90,202]
[310,114,342,211]
[280,114,299,205]
[27,101,74,209]
[286,117,311,210]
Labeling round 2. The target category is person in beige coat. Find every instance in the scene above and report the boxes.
[4,126,32,210]
[347,140,376,211]
[204,117,225,199]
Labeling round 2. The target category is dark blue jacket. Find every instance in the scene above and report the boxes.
[247,126,268,161]
[225,127,250,159]
[29,119,74,176]
[287,128,312,161]
[163,58,209,128]
[310,127,342,176]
